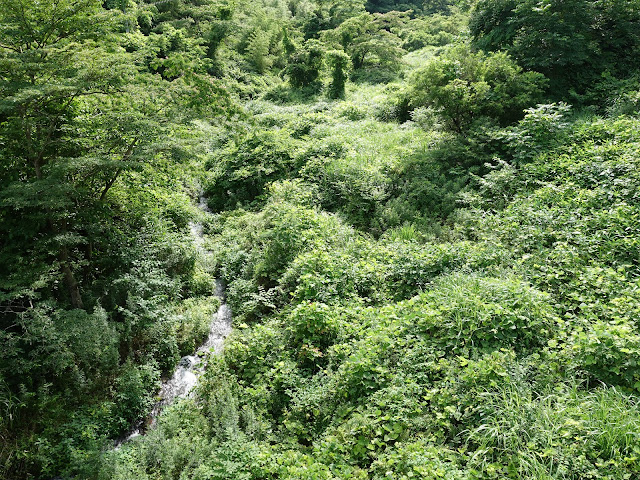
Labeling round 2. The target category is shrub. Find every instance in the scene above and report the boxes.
[326,50,351,99]
[410,274,558,354]
[569,317,640,391]
[112,361,160,435]
[285,41,324,88]
[204,130,302,212]
[500,102,572,163]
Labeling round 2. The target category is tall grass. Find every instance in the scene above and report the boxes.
[468,382,640,479]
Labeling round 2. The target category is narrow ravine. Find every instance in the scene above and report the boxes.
[116,197,231,446]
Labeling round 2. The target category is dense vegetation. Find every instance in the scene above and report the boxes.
[1,0,640,478]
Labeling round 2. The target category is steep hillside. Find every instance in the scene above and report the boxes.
[2,0,640,479]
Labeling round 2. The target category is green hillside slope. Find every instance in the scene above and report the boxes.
[1,0,639,478]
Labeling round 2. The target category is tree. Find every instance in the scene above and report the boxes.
[366,0,453,15]
[410,44,546,133]
[469,0,640,99]
[245,28,274,73]
[129,0,236,79]
[470,0,594,73]
[0,0,223,310]
[0,0,133,308]
[326,0,368,25]
[285,40,325,88]
[0,2,233,475]
[326,11,406,71]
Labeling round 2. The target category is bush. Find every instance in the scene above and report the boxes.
[500,102,572,163]
[408,274,558,354]
[569,317,640,391]
[112,362,160,435]
[204,130,302,212]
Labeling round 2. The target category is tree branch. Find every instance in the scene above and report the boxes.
[99,137,138,201]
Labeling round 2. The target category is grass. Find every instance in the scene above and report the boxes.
[469,382,640,479]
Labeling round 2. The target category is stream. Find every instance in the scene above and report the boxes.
[115,197,231,446]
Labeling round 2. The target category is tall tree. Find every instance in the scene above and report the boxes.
[0,0,132,308]
[325,11,406,70]
[469,0,640,99]
[0,0,223,310]
[410,44,546,133]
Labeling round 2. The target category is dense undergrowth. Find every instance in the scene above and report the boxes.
[2,0,640,478]
[102,98,640,480]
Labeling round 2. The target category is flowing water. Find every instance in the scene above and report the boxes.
[115,197,231,446]
[148,279,232,421]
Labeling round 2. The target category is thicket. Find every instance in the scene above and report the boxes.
[2,0,640,479]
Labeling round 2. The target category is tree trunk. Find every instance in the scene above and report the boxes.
[60,246,84,309]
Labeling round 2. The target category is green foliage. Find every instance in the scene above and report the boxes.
[4,0,640,478]
[0,0,233,476]
[469,383,640,478]
[0,0,133,310]
[1,306,119,406]
[607,83,640,117]
[469,0,640,103]
[325,11,406,73]
[570,316,640,391]
[410,44,546,132]
[246,28,273,73]
[113,362,161,433]
[415,274,557,354]
[327,49,351,98]
[367,0,455,15]
[285,40,325,88]
[499,102,572,163]
[118,74,640,480]
[204,129,303,211]
[399,10,466,51]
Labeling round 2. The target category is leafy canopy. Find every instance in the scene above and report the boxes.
[410,44,546,132]
[469,0,640,100]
